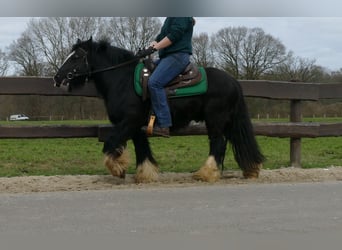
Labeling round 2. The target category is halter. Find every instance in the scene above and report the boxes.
[62,48,90,80]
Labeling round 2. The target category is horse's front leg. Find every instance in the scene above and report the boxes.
[102,125,132,179]
[132,130,159,183]
[102,123,159,183]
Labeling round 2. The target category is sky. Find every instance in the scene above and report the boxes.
[1,17,342,72]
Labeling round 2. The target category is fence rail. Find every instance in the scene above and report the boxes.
[1,76,342,167]
[1,77,342,99]
[1,122,341,139]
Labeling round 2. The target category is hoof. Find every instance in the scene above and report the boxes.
[243,171,259,179]
[104,149,130,178]
[243,164,262,179]
[193,156,221,183]
[135,160,159,183]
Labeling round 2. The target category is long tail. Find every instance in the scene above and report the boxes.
[227,87,265,177]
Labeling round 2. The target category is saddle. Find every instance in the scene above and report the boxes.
[140,59,202,101]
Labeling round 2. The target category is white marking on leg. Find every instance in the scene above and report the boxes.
[135,159,159,183]
[193,156,221,183]
[104,149,130,177]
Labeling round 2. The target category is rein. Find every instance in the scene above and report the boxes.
[67,48,140,80]
[88,57,140,76]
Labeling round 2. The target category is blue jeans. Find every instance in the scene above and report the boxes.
[148,52,190,128]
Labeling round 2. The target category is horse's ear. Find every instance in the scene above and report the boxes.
[85,37,93,48]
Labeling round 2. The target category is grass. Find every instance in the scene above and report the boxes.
[0,135,341,177]
[0,138,106,177]
[0,119,341,176]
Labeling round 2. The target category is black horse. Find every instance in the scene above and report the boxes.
[53,37,264,183]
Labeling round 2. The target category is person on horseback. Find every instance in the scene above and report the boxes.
[138,17,195,137]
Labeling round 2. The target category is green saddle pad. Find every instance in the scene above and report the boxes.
[134,62,207,98]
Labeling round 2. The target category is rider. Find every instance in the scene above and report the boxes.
[138,17,195,137]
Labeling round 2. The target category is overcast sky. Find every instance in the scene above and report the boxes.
[1,17,342,71]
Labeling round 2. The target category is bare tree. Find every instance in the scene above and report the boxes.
[30,17,106,75]
[8,17,107,76]
[7,17,161,76]
[213,27,288,79]
[269,54,326,82]
[8,31,44,76]
[192,32,215,67]
[0,49,8,76]
[106,17,161,52]
[329,68,342,83]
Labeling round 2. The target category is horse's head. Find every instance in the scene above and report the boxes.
[53,37,92,91]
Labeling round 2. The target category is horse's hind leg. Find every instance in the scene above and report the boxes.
[193,135,227,183]
[132,130,159,183]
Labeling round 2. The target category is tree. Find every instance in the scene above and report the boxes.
[192,32,215,67]
[105,17,162,52]
[8,17,106,76]
[330,68,342,83]
[8,17,159,76]
[30,17,106,75]
[8,31,44,76]
[269,54,327,82]
[0,49,8,76]
[213,27,288,79]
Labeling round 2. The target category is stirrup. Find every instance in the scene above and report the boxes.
[146,115,156,136]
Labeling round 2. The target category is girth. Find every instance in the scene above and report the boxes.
[140,59,202,101]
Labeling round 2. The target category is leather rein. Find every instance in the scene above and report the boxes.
[66,48,140,80]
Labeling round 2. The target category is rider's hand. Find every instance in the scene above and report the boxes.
[136,46,157,58]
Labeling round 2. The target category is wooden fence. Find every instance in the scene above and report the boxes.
[1,76,342,167]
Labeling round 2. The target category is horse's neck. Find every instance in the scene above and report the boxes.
[90,49,136,98]
[92,64,135,100]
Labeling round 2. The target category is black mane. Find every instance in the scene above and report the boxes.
[72,38,135,65]
[93,40,135,64]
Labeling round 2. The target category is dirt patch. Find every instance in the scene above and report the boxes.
[1,167,342,194]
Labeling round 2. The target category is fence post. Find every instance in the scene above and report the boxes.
[290,100,302,167]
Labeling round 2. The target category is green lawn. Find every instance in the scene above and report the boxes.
[1,119,341,176]
[0,135,341,177]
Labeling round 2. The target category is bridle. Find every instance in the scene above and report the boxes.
[63,47,140,81]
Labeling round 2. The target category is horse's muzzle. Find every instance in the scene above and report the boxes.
[53,75,70,91]
[53,74,61,87]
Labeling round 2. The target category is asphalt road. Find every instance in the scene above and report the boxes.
[1,181,342,249]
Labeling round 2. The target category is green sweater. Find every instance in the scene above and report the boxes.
[155,17,194,58]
